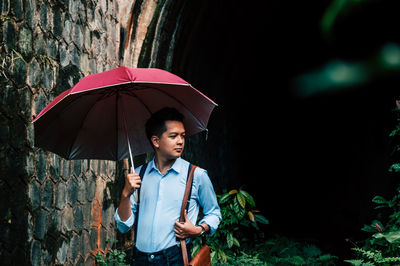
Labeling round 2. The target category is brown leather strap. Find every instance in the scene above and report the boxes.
[180,165,197,266]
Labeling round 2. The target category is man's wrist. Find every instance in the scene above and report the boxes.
[197,224,206,236]
[121,187,134,198]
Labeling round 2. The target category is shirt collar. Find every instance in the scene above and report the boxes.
[149,157,184,175]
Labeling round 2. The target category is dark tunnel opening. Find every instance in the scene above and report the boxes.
[166,0,400,259]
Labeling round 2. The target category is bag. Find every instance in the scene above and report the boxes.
[179,165,212,266]
[189,244,211,266]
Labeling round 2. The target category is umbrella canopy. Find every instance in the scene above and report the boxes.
[33,67,217,163]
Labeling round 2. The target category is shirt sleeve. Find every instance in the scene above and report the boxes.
[114,192,138,234]
[196,169,222,236]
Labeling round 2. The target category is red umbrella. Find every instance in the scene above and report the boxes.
[33,67,217,170]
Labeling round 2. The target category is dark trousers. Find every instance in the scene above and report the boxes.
[131,244,192,266]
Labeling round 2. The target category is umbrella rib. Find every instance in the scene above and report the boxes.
[123,89,153,116]
[130,84,207,129]
[66,93,112,159]
[152,86,207,129]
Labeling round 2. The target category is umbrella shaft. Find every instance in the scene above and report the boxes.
[120,96,135,172]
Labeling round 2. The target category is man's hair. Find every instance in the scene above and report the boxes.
[145,107,184,143]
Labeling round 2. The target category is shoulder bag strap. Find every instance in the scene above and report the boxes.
[134,162,148,245]
[180,164,197,266]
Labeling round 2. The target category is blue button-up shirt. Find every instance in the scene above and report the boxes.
[114,157,221,253]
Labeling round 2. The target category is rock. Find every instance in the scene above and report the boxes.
[62,205,73,232]
[25,154,35,177]
[77,179,86,203]
[73,205,83,233]
[56,241,68,264]
[33,93,48,119]
[70,44,80,67]
[82,202,91,230]
[27,59,42,87]
[11,0,23,20]
[89,227,97,251]
[42,65,55,93]
[42,180,53,210]
[29,181,41,210]
[55,182,66,210]
[39,4,48,31]
[18,26,33,58]
[34,32,46,55]
[63,16,72,44]
[3,20,16,50]
[24,0,36,29]
[36,152,47,184]
[67,179,78,205]
[59,43,70,67]
[69,234,80,262]
[80,230,90,256]
[48,209,62,233]
[73,160,81,177]
[53,8,63,39]
[30,240,42,266]
[46,38,58,58]
[34,209,48,240]
[1,0,9,15]
[11,58,27,88]
[74,24,84,50]
[86,174,96,201]
[62,159,70,180]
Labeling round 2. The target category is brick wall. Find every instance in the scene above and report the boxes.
[1,0,133,265]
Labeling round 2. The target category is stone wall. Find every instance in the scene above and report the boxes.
[1,0,130,265]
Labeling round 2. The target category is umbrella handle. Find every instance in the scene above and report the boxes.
[122,158,140,203]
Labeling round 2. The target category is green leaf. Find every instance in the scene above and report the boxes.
[218,249,227,262]
[227,232,233,248]
[343,259,364,266]
[231,197,245,219]
[219,193,232,204]
[389,163,400,173]
[236,193,246,209]
[239,190,256,207]
[210,251,217,264]
[373,231,400,244]
[254,214,269,225]
[232,198,240,216]
[232,236,240,247]
[372,195,391,209]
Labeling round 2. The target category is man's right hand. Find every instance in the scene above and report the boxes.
[122,172,142,198]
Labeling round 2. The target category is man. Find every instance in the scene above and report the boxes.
[114,107,221,265]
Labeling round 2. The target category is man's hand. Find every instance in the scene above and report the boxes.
[174,210,202,239]
[122,172,142,198]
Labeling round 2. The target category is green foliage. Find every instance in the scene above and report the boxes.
[345,247,400,265]
[96,249,128,266]
[193,188,337,265]
[260,236,337,266]
[196,188,269,264]
[95,240,129,266]
[215,236,337,266]
[192,189,268,265]
[345,185,400,264]
[345,107,400,265]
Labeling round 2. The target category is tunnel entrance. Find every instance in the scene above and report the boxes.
[165,0,400,259]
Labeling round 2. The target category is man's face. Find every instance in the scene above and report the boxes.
[153,120,185,160]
